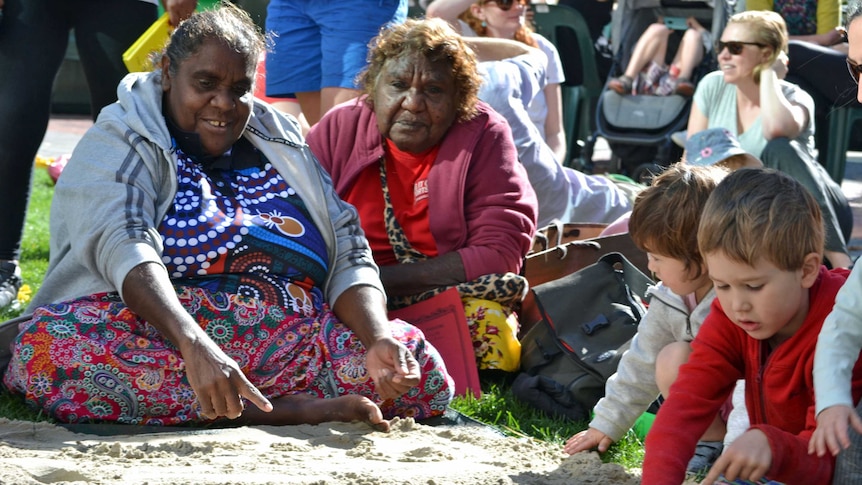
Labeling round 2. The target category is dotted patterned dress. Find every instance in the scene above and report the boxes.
[3,140,453,425]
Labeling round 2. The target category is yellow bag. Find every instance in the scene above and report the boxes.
[122,13,172,73]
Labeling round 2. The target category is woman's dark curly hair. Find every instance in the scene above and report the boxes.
[161,2,267,80]
[357,18,482,122]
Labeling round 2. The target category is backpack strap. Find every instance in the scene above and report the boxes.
[598,252,654,301]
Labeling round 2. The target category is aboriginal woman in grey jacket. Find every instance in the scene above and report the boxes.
[1,5,452,429]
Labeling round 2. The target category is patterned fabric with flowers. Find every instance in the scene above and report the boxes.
[159,148,330,314]
[772,0,817,36]
[1,148,454,424]
[2,289,452,424]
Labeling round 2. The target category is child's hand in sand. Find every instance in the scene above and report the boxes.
[365,338,422,400]
[809,404,862,457]
[564,427,613,455]
[701,429,771,485]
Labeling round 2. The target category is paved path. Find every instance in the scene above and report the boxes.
[38,114,862,260]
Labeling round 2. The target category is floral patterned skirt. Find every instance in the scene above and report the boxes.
[463,298,521,372]
[2,287,454,425]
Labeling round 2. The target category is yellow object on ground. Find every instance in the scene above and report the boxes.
[16,284,31,306]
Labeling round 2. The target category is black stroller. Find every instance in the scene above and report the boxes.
[591,0,735,182]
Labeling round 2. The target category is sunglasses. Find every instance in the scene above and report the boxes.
[714,40,767,55]
[481,0,528,11]
[848,58,862,85]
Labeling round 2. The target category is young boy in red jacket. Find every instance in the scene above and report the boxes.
[641,168,862,485]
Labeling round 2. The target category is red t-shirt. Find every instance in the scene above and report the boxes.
[342,139,439,266]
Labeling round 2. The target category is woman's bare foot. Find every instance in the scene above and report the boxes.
[236,394,391,431]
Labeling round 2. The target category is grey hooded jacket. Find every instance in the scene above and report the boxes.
[590,283,716,441]
[27,70,383,312]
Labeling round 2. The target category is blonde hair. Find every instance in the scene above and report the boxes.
[697,168,824,271]
[357,18,481,122]
[726,10,788,84]
[629,163,729,278]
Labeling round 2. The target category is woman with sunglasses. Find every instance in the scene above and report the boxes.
[687,10,854,269]
[426,0,567,165]
[747,0,861,167]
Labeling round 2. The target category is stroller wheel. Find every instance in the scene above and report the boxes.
[631,163,665,185]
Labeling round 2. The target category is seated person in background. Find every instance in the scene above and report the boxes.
[1,5,454,429]
[608,17,709,97]
[564,160,733,476]
[641,168,861,484]
[465,36,634,227]
[687,10,853,269]
[747,0,861,166]
[307,18,538,373]
[808,6,862,483]
[425,0,567,164]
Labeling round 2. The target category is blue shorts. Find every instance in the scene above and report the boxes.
[265,0,407,95]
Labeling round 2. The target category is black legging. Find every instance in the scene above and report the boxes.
[786,40,862,165]
[0,0,156,261]
[760,138,853,257]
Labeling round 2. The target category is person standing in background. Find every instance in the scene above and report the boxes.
[264,0,407,127]
[0,0,197,312]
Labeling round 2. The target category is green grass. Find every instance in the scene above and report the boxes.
[0,167,647,471]
[449,374,646,470]
[0,168,55,423]
[0,169,53,323]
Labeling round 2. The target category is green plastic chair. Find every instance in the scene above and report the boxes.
[531,3,604,167]
[407,4,426,18]
[824,105,862,185]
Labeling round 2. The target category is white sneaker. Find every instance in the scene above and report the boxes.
[0,260,22,311]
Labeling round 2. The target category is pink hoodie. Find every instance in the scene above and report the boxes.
[307,98,537,279]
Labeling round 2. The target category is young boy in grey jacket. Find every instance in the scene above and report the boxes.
[563,159,733,475]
